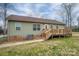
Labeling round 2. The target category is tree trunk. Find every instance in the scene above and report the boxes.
[3,3,7,35]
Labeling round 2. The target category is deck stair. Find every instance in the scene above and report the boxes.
[41,29,53,40]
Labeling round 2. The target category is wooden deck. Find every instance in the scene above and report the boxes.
[41,28,72,40]
[7,28,72,41]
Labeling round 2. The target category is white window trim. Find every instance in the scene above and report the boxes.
[15,22,22,30]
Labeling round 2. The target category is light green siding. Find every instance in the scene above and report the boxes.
[8,21,65,37]
[8,21,44,36]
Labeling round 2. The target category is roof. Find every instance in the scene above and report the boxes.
[7,15,65,25]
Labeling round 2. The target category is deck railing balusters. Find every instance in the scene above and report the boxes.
[41,27,72,40]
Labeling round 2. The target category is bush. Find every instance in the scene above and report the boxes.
[72,27,79,32]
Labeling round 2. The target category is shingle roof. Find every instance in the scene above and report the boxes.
[7,15,65,25]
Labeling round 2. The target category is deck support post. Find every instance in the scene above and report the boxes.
[59,35,60,38]
[64,34,66,38]
[52,35,53,38]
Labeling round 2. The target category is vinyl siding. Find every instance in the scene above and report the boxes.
[8,21,65,37]
[8,21,44,36]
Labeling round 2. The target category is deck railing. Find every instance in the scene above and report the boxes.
[41,28,72,40]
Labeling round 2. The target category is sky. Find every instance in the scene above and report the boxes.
[0,3,79,27]
[6,3,62,19]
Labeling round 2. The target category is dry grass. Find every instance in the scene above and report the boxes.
[0,32,79,56]
[72,32,79,36]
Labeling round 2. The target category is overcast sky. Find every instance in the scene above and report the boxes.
[0,3,79,26]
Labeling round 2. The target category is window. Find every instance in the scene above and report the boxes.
[16,27,21,30]
[15,22,22,30]
[33,24,36,31]
[33,24,40,31]
[37,24,40,30]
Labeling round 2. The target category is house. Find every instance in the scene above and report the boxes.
[7,15,71,40]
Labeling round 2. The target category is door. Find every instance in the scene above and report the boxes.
[43,24,48,30]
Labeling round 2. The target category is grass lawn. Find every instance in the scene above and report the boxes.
[0,33,79,56]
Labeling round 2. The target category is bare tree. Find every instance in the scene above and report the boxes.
[61,3,76,28]
[3,3,7,34]
[77,16,79,28]
[55,9,67,24]
[0,3,7,35]
[0,3,8,35]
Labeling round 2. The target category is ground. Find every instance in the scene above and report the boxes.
[0,32,79,56]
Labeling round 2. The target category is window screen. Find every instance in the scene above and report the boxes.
[33,24,36,31]
[16,27,21,30]
[33,24,40,31]
[37,24,40,30]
